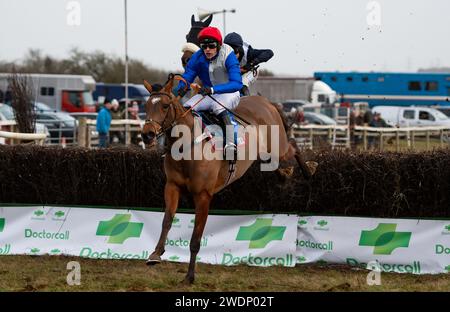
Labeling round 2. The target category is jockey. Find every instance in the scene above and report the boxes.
[224,32,274,96]
[175,26,242,159]
[181,42,200,68]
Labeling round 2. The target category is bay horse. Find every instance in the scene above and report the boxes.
[142,75,317,284]
[181,14,213,68]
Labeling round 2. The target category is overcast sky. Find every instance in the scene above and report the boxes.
[1,0,449,76]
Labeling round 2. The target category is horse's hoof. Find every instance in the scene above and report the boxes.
[146,254,162,266]
[306,161,318,176]
[278,167,294,178]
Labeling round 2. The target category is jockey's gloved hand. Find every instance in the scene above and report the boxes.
[199,86,213,96]
[177,88,187,98]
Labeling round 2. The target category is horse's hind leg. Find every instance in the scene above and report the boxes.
[282,139,318,180]
[183,191,211,285]
[147,182,180,265]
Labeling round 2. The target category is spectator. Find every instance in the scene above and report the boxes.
[294,108,307,125]
[109,99,124,144]
[127,101,143,146]
[369,112,389,128]
[363,109,373,126]
[368,112,390,149]
[349,109,365,148]
[96,99,113,148]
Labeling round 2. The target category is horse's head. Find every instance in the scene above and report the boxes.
[141,75,187,147]
[185,14,213,45]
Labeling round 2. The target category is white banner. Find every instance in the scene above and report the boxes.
[0,206,448,274]
[0,206,297,267]
[296,216,450,274]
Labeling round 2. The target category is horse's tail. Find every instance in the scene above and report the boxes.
[270,102,290,133]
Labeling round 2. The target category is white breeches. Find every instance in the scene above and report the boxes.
[183,91,240,115]
[242,71,258,87]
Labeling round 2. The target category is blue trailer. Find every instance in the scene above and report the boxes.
[314,72,450,108]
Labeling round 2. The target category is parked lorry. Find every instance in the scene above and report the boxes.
[93,83,150,112]
[249,76,337,105]
[0,73,96,113]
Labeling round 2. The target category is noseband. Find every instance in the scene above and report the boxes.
[144,92,178,139]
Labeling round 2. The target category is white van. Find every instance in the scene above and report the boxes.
[372,106,450,128]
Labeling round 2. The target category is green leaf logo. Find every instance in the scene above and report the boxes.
[50,249,61,254]
[236,218,286,249]
[359,223,411,255]
[96,214,143,244]
[298,220,307,226]
[317,220,328,227]
[54,211,65,218]
[172,217,180,225]
[445,225,450,232]
[169,255,180,261]
[445,265,450,272]
[30,248,40,253]
[34,210,44,217]
[297,256,306,262]
[0,218,5,232]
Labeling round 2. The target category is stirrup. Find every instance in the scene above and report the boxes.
[224,142,237,160]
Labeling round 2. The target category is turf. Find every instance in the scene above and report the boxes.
[0,255,448,292]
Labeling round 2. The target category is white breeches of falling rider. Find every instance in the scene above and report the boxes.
[242,70,257,87]
[183,91,240,115]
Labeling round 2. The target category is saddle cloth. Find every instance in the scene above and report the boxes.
[192,110,246,151]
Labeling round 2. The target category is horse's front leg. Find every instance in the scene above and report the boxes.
[183,190,212,284]
[147,182,180,265]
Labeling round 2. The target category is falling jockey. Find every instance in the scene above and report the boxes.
[175,26,242,160]
[224,32,274,96]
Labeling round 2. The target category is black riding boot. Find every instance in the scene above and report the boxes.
[218,111,237,160]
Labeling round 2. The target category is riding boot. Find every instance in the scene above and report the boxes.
[218,111,237,160]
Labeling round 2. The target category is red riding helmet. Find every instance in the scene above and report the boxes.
[197,27,223,45]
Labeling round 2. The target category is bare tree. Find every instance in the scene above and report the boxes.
[7,72,36,133]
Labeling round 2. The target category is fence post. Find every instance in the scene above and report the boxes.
[379,132,383,151]
[125,121,131,145]
[396,130,400,152]
[363,128,367,151]
[77,118,87,148]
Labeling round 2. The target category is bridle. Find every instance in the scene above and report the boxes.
[144,92,179,140]
[144,75,190,140]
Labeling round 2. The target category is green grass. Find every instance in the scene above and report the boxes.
[0,255,448,292]
[356,137,449,152]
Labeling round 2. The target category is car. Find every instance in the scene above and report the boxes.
[35,110,78,144]
[281,99,311,113]
[303,112,337,125]
[0,103,50,142]
[33,101,54,113]
[434,106,450,118]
